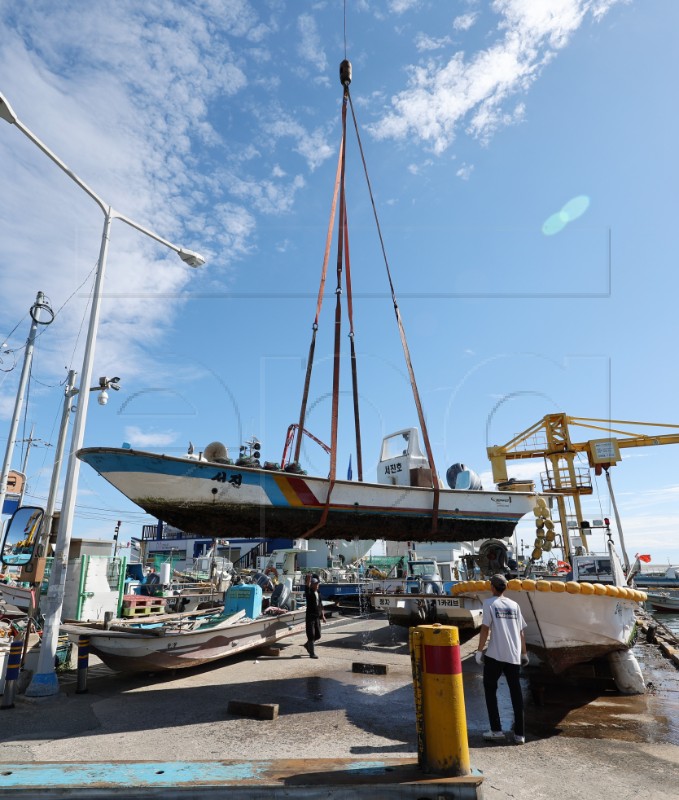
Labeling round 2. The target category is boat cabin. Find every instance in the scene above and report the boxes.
[378,428,433,487]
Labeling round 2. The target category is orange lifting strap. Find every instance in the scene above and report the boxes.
[296,59,440,537]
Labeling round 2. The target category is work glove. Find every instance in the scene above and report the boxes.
[475,651,484,665]
[520,654,530,667]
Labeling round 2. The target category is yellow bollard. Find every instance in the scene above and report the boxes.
[409,624,471,776]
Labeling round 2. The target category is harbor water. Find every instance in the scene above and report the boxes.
[649,606,679,637]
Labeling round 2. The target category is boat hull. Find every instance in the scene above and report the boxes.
[77,447,536,542]
[60,609,306,673]
[646,592,679,613]
[456,587,638,672]
[0,584,36,611]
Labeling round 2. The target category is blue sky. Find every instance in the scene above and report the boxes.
[1,0,678,564]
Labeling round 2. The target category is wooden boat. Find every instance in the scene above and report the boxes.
[646,591,679,613]
[60,604,306,673]
[77,436,537,543]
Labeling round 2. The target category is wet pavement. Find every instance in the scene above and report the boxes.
[1,612,678,799]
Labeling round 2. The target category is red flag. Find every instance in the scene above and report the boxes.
[636,554,652,563]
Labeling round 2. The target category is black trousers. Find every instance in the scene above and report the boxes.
[305,617,321,653]
[482,655,524,737]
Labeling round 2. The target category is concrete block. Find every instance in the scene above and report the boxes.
[352,662,388,675]
[256,646,282,657]
[227,700,279,720]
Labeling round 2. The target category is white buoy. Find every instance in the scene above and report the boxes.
[159,562,171,585]
[607,649,645,695]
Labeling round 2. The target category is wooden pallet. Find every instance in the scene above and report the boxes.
[121,595,167,617]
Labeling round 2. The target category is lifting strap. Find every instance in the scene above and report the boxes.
[298,79,352,540]
[298,59,439,537]
[293,138,344,466]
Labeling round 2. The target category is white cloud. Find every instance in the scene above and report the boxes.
[388,0,421,14]
[124,426,178,448]
[263,116,335,172]
[370,0,624,154]
[297,13,328,72]
[456,162,475,180]
[227,173,306,215]
[415,33,452,52]
[0,2,268,385]
[453,13,479,32]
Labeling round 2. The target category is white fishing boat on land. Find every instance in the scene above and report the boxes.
[451,535,647,693]
[60,583,306,673]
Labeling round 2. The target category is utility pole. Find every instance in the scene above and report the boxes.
[0,292,53,520]
[112,520,122,558]
[17,424,51,507]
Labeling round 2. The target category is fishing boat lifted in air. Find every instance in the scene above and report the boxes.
[78,428,536,544]
[78,59,539,544]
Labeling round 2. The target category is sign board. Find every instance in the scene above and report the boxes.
[588,438,621,466]
[5,470,25,495]
[2,496,19,516]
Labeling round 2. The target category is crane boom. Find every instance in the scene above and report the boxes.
[487,413,679,564]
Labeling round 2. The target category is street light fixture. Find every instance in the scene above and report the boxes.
[0,90,205,696]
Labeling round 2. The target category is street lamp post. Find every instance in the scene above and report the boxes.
[0,91,205,697]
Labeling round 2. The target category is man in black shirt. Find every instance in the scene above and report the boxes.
[303,574,326,658]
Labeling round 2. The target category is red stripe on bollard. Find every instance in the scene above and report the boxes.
[424,644,462,675]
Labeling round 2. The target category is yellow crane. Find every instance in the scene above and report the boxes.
[487,413,679,567]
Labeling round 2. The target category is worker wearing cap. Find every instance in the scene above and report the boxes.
[303,573,326,658]
[476,573,529,745]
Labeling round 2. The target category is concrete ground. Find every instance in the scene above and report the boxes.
[1,612,678,799]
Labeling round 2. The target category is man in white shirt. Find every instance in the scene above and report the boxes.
[475,573,529,744]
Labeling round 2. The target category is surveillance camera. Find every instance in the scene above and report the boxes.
[98,389,109,406]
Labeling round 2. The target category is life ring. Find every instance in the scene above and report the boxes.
[264,566,278,580]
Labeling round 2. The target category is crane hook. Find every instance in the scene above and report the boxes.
[339,59,352,87]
